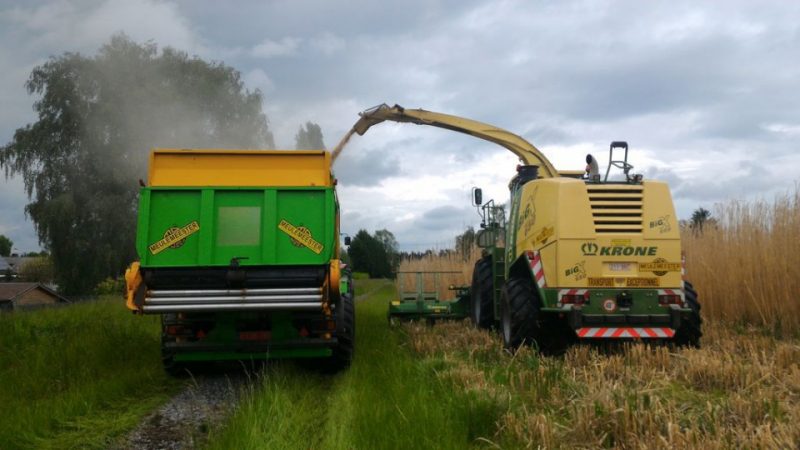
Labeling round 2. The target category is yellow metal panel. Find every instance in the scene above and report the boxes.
[514,177,683,289]
[557,170,585,178]
[641,181,680,240]
[148,149,332,187]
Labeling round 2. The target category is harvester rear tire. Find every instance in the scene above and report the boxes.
[322,290,355,373]
[673,281,702,348]
[500,277,541,349]
[471,256,495,329]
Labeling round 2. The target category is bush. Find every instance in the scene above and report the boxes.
[94,277,125,296]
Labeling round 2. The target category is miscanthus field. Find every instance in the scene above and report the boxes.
[1,192,798,449]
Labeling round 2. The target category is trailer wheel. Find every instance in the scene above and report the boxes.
[500,277,541,349]
[470,256,495,329]
[161,314,190,377]
[673,281,702,348]
[323,290,355,373]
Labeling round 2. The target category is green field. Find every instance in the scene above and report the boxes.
[2,280,798,449]
[205,279,498,449]
[0,299,181,449]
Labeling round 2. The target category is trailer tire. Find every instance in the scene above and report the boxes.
[500,277,541,349]
[322,290,355,373]
[471,256,495,329]
[673,281,702,348]
[161,314,190,377]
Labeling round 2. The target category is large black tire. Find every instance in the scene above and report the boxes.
[320,288,355,373]
[470,256,495,329]
[500,277,541,349]
[161,314,190,377]
[673,281,702,348]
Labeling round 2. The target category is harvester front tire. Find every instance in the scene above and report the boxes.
[471,256,495,329]
[500,277,541,349]
[673,281,702,348]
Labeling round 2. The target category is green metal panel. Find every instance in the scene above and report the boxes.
[539,288,690,315]
[174,348,332,361]
[145,191,202,267]
[137,187,334,268]
[213,190,264,265]
[274,190,332,264]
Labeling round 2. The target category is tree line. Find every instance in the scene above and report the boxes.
[346,229,400,278]
[0,35,328,294]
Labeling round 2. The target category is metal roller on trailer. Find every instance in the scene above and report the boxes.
[352,104,701,352]
[124,149,354,374]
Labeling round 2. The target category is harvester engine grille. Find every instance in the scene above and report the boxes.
[587,185,643,233]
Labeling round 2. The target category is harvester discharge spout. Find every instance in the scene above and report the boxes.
[352,103,560,178]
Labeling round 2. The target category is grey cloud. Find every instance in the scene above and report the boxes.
[2,0,800,253]
[415,205,471,231]
[672,160,775,202]
[333,147,401,187]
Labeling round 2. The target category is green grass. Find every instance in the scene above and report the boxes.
[0,299,182,449]
[205,279,503,449]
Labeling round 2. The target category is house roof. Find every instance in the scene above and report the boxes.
[0,282,69,303]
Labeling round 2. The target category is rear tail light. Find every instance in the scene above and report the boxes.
[239,331,270,341]
[165,325,185,335]
[658,294,682,306]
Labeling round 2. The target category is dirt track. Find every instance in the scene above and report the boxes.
[118,374,246,450]
[117,279,391,449]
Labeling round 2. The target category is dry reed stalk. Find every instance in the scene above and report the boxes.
[397,246,481,300]
[683,187,800,335]
[404,320,800,449]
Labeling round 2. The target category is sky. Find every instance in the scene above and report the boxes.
[0,0,798,252]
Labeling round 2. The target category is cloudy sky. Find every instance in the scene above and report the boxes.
[1,0,798,252]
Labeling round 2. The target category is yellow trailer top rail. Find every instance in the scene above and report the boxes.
[148,149,332,187]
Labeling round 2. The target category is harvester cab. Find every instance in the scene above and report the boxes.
[473,188,506,248]
[347,103,702,352]
[601,141,642,183]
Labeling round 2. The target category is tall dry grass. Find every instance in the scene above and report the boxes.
[397,246,481,300]
[401,188,800,334]
[405,320,800,448]
[683,187,800,335]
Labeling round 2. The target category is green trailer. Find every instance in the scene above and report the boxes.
[125,149,354,374]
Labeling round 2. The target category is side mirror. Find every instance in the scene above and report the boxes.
[472,187,483,206]
[344,236,351,246]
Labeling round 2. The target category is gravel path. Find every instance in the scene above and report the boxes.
[117,280,389,449]
[117,373,248,450]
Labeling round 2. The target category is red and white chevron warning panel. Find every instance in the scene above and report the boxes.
[576,327,675,339]
[527,250,547,289]
[559,289,589,298]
